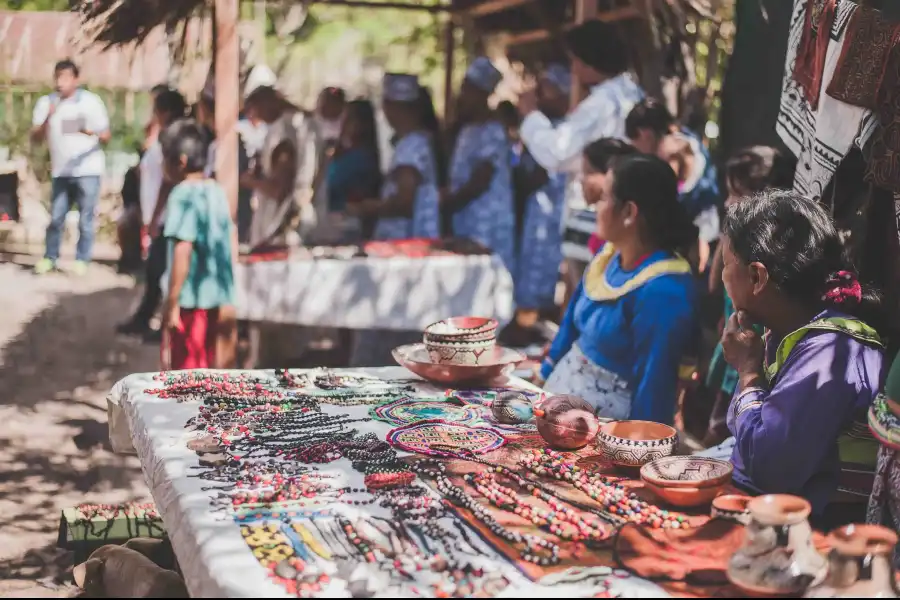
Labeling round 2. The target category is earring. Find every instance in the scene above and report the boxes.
[624,219,633,227]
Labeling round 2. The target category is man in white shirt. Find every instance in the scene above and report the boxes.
[32,59,110,275]
[518,21,644,296]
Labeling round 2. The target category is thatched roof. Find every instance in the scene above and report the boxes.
[75,0,208,49]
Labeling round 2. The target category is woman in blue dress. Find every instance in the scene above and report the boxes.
[514,65,572,330]
[444,57,515,271]
[350,74,440,240]
[538,154,699,424]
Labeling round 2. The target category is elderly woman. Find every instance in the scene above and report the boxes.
[444,57,515,271]
[538,155,698,424]
[717,191,886,518]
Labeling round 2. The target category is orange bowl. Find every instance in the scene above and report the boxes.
[643,481,724,508]
[640,456,733,489]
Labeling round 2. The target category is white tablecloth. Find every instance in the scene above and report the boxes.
[105,368,668,598]
[235,255,515,330]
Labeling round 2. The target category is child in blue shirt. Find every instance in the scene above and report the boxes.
[160,120,235,370]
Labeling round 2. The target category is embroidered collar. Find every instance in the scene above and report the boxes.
[582,243,691,302]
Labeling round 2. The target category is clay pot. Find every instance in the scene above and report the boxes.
[424,317,498,343]
[533,395,600,450]
[426,338,496,366]
[392,343,525,385]
[640,456,732,508]
[728,495,827,596]
[596,421,677,468]
[711,495,752,525]
[804,524,899,598]
[491,391,534,424]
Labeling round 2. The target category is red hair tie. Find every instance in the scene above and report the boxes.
[822,271,862,305]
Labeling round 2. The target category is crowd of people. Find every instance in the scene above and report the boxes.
[27,18,899,536]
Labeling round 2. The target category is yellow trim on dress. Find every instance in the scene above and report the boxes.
[583,243,692,302]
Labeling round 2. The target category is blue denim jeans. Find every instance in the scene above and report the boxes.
[45,176,101,262]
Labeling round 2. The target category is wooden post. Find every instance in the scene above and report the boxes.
[443,18,456,121]
[215,0,239,218]
[214,0,240,369]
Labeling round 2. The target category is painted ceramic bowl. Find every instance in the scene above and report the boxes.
[596,421,677,468]
[424,317,499,342]
[534,395,600,450]
[640,456,733,489]
[393,343,525,385]
[711,494,752,525]
[426,338,496,366]
[642,482,722,508]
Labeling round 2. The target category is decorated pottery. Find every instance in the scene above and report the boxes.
[534,395,600,450]
[640,456,732,508]
[711,495,752,525]
[491,391,535,424]
[596,421,677,468]
[424,317,499,342]
[804,524,899,598]
[392,343,525,385]
[426,338,496,366]
[728,495,827,596]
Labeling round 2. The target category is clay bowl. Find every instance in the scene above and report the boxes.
[393,343,525,385]
[711,494,752,524]
[643,482,722,508]
[424,317,499,343]
[425,338,496,366]
[596,420,677,468]
[828,524,899,557]
[747,494,811,527]
[640,456,733,489]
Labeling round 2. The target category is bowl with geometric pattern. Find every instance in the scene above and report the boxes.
[596,420,677,468]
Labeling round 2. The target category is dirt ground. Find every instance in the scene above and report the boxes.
[0,254,157,597]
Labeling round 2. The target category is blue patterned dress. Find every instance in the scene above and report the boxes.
[450,120,515,271]
[515,150,566,309]
[373,131,440,240]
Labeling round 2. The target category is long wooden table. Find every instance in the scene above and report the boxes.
[107,367,690,597]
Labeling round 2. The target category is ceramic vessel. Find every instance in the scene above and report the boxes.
[392,343,524,385]
[641,456,733,488]
[491,391,535,424]
[424,317,498,341]
[711,495,752,525]
[426,338,496,366]
[534,395,600,450]
[596,421,677,468]
[640,456,732,508]
[727,495,827,596]
[804,524,899,598]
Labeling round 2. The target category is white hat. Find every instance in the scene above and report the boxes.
[244,64,277,99]
[465,57,503,93]
[542,63,571,94]
[383,73,420,102]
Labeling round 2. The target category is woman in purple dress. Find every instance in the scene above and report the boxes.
[716,191,886,523]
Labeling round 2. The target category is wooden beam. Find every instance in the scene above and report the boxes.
[443,19,456,121]
[506,6,641,48]
[311,0,450,12]
[458,0,537,18]
[215,0,240,219]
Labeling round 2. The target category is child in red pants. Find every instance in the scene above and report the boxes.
[159,120,235,370]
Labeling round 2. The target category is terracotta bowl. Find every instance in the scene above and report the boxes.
[711,494,752,524]
[425,338,496,366]
[640,456,733,489]
[424,317,499,342]
[747,494,811,527]
[596,420,677,468]
[393,343,525,385]
[643,481,722,508]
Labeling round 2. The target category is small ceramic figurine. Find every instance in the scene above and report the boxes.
[492,391,535,424]
[804,524,899,598]
[534,395,600,450]
[728,495,827,596]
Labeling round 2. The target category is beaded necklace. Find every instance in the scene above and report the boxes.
[409,459,561,566]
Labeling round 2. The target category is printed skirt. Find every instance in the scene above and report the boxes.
[544,344,632,420]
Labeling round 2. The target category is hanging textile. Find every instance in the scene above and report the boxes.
[793,0,837,109]
[826,4,900,110]
[776,0,872,201]
[863,39,900,193]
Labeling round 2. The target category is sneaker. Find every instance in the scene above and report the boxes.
[71,261,89,276]
[34,258,55,275]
